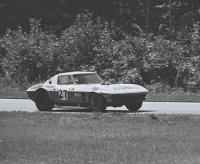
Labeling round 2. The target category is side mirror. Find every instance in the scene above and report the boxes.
[49,81,52,84]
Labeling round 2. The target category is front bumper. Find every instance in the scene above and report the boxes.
[102,92,147,105]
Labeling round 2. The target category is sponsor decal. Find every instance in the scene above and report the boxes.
[113,85,140,90]
[75,93,81,97]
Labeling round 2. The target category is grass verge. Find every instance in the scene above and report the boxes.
[0,89,28,99]
[1,112,200,164]
[146,92,200,102]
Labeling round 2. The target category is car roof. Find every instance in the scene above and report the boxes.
[56,71,96,76]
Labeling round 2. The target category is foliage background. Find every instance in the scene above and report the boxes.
[0,0,200,92]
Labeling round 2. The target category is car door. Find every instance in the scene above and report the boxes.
[56,75,76,104]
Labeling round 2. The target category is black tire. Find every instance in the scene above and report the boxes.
[90,94,107,112]
[35,90,54,111]
[125,102,143,112]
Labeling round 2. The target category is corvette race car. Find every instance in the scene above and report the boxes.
[27,71,148,112]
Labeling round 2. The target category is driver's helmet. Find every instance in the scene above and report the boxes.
[55,67,62,74]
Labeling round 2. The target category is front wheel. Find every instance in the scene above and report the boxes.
[35,90,54,111]
[125,102,143,112]
[90,94,107,112]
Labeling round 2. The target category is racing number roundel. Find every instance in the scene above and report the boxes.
[59,90,68,100]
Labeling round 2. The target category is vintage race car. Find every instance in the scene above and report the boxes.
[27,71,148,112]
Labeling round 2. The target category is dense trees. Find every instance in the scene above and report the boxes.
[0,0,200,92]
[0,0,199,36]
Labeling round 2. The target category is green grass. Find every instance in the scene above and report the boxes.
[0,90,28,99]
[1,112,200,164]
[146,92,200,102]
[0,86,28,99]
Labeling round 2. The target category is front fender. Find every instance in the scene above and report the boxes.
[36,88,56,103]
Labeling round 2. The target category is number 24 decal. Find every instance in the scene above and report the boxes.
[59,90,68,100]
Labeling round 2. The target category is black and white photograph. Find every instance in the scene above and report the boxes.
[0,0,200,163]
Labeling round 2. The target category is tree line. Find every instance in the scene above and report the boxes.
[0,0,199,36]
[0,0,200,92]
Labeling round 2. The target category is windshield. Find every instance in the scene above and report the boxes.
[73,73,104,84]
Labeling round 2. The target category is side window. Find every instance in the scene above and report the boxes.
[73,75,86,84]
[57,75,74,85]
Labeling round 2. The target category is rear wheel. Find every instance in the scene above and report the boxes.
[125,102,143,112]
[90,94,107,112]
[35,90,54,111]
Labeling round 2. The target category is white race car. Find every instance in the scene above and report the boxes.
[27,71,148,112]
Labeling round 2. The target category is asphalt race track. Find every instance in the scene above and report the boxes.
[0,99,200,114]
